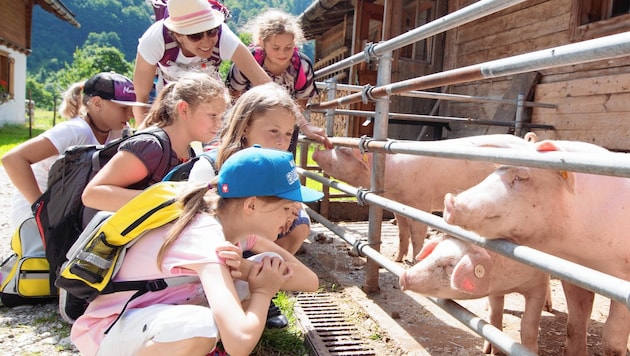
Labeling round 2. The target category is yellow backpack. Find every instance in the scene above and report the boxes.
[55,181,198,326]
[0,217,56,306]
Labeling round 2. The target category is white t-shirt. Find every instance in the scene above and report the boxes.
[137,21,240,92]
[10,117,120,229]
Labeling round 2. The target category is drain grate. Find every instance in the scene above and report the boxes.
[294,293,376,356]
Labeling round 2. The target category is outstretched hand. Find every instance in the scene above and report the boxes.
[300,123,333,149]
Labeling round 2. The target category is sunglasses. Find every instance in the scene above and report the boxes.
[186,27,220,42]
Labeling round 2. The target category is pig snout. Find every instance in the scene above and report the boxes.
[443,192,474,228]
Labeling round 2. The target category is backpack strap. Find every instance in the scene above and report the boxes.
[103,275,199,334]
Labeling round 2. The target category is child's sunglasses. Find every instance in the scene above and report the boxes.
[186,27,220,42]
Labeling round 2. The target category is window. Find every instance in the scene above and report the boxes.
[571,0,630,40]
[0,50,14,102]
[400,0,433,63]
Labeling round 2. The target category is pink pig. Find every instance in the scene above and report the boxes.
[400,235,551,354]
[312,134,532,262]
[443,139,630,356]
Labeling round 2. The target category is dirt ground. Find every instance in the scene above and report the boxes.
[299,220,628,355]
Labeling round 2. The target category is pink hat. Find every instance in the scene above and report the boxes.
[163,0,225,35]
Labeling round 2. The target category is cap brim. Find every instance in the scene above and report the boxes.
[111,100,152,108]
[277,186,324,203]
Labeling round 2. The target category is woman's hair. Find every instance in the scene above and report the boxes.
[216,82,301,169]
[156,181,283,267]
[58,81,88,118]
[144,73,230,127]
[247,8,305,47]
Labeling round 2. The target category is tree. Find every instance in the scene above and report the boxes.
[53,44,134,90]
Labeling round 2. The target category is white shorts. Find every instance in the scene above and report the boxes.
[97,304,218,356]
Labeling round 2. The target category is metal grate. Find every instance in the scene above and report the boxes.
[294,293,376,356]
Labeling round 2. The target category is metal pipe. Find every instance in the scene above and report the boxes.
[299,168,630,311]
[310,31,630,110]
[315,82,557,108]
[322,136,630,178]
[514,93,525,137]
[311,108,555,129]
[315,0,527,78]
[306,205,539,356]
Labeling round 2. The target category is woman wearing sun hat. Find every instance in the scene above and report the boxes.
[70,146,322,356]
[133,0,271,127]
[2,72,146,231]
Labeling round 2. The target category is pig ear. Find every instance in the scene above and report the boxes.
[535,141,576,193]
[451,247,492,295]
[415,238,440,262]
[351,148,371,169]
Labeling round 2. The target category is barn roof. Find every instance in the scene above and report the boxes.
[36,0,80,28]
[298,0,354,39]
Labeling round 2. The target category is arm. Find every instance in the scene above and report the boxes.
[2,136,59,204]
[249,237,319,292]
[133,53,157,128]
[230,43,271,88]
[186,257,289,356]
[81,151,149,211]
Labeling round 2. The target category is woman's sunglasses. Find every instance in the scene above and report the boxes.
[186,27,220,42]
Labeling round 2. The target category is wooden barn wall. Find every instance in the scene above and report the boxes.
[441,0,630,150]
[0,1,31,49]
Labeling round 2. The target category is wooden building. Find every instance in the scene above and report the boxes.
[0,0,79,126]
[299,0,630,151]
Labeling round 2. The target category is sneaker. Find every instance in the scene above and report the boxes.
[59,289,88,324]
[266,300,288,329]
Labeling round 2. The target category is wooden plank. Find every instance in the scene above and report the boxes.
[483,72,541,134]
[534,72,630,98]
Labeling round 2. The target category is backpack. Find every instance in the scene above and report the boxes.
[0,217,56,307]
[162,148,218,182]
[149,0,231,67]
[56,181,198,329]
[31,128,173,297]
[250,46,315,92]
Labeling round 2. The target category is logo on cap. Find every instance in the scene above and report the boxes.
[221,183,229,194]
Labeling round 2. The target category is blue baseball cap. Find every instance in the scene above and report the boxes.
[218,146,323,202]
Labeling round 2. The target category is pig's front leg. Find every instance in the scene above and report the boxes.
[393,214,410,262]
[519,282,549,354]
[483,295,506,354]
[562,281,593,356]
[601,300,630,356]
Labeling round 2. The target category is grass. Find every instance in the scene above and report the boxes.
[0,109,57,161]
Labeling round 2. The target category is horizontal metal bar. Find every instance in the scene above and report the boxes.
[299,168,630,312]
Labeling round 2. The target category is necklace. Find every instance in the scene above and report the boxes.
[86,113,111,135]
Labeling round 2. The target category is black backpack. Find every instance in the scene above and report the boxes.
[31,128,173,295]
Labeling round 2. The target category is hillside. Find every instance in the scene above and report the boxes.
[29,0,313,75]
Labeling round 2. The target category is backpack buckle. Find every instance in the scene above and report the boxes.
[146,279,168,292]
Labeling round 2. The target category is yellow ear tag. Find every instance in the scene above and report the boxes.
[361,153,369,163]
[560,171,568,180]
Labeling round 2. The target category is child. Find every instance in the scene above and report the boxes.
[134,0,270,126]
[226,8,332,151]
[82,72,230,213]
[70,146,322,356]
[2,72,146,230]
[189,82,314,329]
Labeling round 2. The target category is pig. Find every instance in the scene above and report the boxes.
[400,235,551,354]
[443,139,630,356]
[312,134,533,262]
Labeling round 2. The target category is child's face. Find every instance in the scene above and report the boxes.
[250,198,297,240]
[262,33,295,68]
[244,107,295,150]
[188,98,227,143]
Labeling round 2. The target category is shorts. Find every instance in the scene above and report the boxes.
[97,304,217,356]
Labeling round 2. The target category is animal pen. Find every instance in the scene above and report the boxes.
[296,0,630,354]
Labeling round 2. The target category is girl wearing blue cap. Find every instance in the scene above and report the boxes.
[70,146,322,356]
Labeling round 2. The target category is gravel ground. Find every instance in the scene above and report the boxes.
[0,165,79,355]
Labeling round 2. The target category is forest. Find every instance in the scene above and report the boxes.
[27,0,314,109]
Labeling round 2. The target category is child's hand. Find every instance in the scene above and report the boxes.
[216,242,243,279]
[247,256,292,297]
